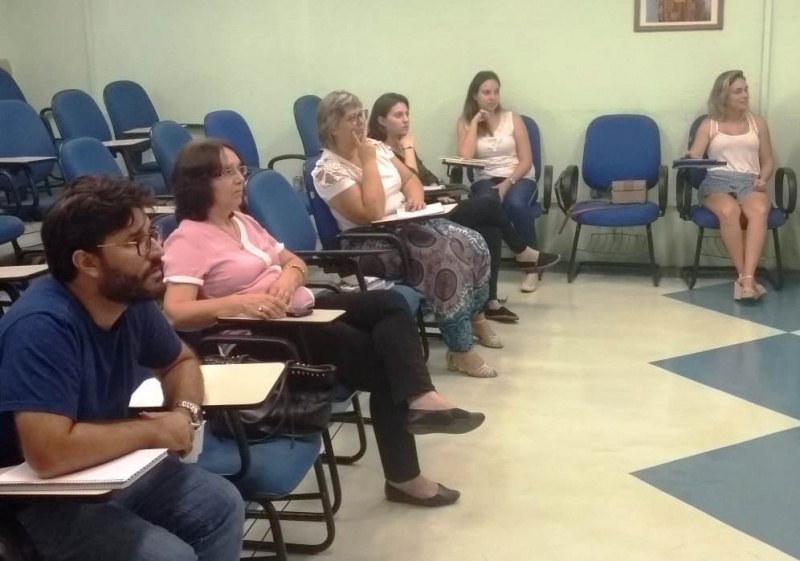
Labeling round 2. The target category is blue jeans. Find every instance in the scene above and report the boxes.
[16,457,245,561]
[471,178,538,247]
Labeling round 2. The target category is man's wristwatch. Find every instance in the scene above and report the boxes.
[173,400,203,427]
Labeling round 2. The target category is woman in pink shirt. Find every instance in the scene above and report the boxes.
[162,139,484,507]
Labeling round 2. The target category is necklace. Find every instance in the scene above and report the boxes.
[214,218,243,249]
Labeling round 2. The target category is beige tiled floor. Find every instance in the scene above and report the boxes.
[247,271,799,560]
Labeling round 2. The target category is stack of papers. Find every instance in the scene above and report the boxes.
[440,157,486,168]
[396,202,444,219]
[339,275,395,292]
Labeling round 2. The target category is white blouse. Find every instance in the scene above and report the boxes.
[312,140,405,231]
[474,111,535,181]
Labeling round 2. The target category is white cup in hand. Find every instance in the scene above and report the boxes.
[181,420,206,464]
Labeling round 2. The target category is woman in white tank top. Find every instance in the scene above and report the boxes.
[686,70,775,301]
[457,71,556,293]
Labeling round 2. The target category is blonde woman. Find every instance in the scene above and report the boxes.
[686,70,774,301]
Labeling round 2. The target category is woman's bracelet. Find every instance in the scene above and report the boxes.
[403,146,415,151]
[286,263,307,283]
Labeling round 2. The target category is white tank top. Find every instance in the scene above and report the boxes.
[707,114,760,175]
[474,111,535,181]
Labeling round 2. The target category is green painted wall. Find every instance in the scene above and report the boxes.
[0,0,16,70]
[5,0,800,267]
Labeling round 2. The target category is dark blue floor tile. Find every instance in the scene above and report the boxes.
[634,428,800,559]
[665,278,800,332]
[652,334,800,421]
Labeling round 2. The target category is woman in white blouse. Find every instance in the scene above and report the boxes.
[457,70,557,293]
[312,91,501,379]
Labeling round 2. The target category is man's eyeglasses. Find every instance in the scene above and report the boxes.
[215,165,248,179]
[96,228,163,257]
[344,109,369,125]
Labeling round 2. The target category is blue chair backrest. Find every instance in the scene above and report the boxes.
[152,213,179,242]
[204,110,260,169]
[151,120,192,188]
[103,80,160,138]
[245,170,318,251]
[520,115,543,183]
[59,137,123,182]
[0,100,56,183]
[686,114,708,189]
[293,95,322,158]
[0,215,25,244]
[302,155,342,249]
[582,114,661,192]
[52,89,113,142]
[0,69,25,102]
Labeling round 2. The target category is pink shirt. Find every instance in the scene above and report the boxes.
[162,211,314,309]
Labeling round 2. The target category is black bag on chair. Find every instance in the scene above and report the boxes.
[203,355,336,443]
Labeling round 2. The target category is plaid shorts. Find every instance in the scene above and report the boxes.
[699,170,758,200]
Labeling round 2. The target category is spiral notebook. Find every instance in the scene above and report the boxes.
[0,448,168,492]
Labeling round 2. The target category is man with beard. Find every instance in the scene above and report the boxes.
[0,176,244,561]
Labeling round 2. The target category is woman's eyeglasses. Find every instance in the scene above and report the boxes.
[96,228,163,257]
[215,165,248,178]
[344,109,369,125]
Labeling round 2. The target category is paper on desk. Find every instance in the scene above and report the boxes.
[396,202,444,218]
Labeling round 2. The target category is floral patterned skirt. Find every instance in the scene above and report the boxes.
[344,218,490,351]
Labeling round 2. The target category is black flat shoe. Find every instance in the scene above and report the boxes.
[405,408,485,435]
[385,481,460,507]
[484,305,519,323]
[516,251,561,272]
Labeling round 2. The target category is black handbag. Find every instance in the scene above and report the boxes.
[203,355,336,443]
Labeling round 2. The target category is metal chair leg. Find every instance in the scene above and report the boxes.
[245,459,336,555]
[646,224,660,287]
[243,501,288,560]
[320,429,342,514]
[417,307,429,361]
[772,228,784,290]
[681,228,704,289]
[567,224,581,283]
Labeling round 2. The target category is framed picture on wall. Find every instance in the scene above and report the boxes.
[634,0,724,32]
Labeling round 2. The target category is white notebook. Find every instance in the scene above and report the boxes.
[0,448,168,492]
[396,202,444,218]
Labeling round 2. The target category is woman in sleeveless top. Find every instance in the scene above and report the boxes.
[456,71,558,293]
[686,70,775,301]
[312,91,501,379]
[367,92,560,324]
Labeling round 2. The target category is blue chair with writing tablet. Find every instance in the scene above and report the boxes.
[244,169,424,467]
[0,100,60,220]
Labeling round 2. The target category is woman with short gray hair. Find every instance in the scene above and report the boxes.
[313,90,500,379]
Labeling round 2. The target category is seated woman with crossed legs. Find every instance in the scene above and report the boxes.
[368,92,560,323]
[686,70,775,301]
[161,139,484,507]
[457,70,559,293]
[313,90,502,378]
